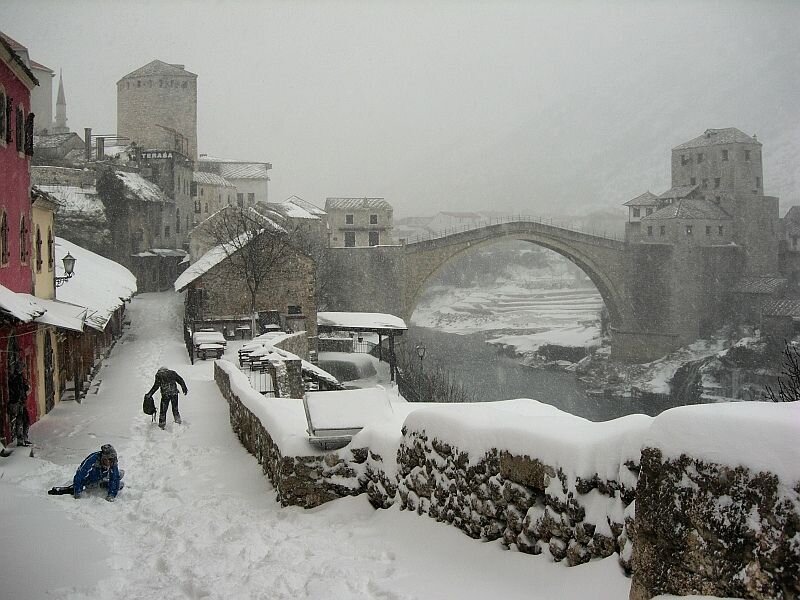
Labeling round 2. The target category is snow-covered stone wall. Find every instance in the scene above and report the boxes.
[630,402,800,600]
[214,359,800,597]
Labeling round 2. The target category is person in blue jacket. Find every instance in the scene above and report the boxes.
[48,444,123,502]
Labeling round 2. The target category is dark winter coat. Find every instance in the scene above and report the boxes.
[73,451,122,499]
[8,370,29,408]
[146,368,188,399]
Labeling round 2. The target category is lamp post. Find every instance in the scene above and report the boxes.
[55,252,77,287]
[415,343,426,401]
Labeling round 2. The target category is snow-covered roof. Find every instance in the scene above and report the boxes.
[33,132,82,149]
[193,171,234,187]
[274,196,326,220]
[115,171,169,204]
[197,157,271,180]
[317,312,407,331]
[730,276,787,295]
[132,248,187,258]
[622,191,659,207]
[325,197,391,211]
[643,198,731,221]
[174,231,255,291]
[21,295,86,332]
[0,283,45,323]
[673,128,759,150]
[54,237,137,331]
[36,185,105,220]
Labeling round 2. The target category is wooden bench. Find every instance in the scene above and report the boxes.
[197,343,225,360]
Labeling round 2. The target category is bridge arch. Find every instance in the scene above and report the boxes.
[401,222,630,328]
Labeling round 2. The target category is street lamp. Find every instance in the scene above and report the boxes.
[415,343,426,361]
[55,252,77,287]
[414,343,427,401]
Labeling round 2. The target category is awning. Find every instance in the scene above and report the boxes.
[22,295,86,332]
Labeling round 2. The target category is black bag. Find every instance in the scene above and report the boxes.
[143,394,156,416]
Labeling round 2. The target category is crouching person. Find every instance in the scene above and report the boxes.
[48,444,124,502]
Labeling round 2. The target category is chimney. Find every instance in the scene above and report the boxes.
[84,127,92,160]
[96,137,105,160]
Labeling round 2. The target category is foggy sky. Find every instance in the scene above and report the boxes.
[3,0,799,217]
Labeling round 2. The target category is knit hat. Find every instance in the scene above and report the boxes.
[100,444,117,463]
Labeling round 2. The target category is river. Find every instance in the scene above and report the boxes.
[408,325,679,421]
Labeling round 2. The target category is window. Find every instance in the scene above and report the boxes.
[176,209,181,234]
[247,193,255,204]
[690,177,697,185]
[647,226,653,237]
[0,212,8,264]
[35,227,42,272]
[200,187,204,196]
[369,214,378,225]
[345,214,354,225]
[19,216,28,262]
[204,203,208,213]
[714,178,720,189]
[681,154,688,166]
[646,208,653,216]
[16,106,24,153]
[697,152,704,164]
[702,179,708,189]
[714,196,721,204]
[705,226,711,236]
[686,225,693,235]
[47,228,54,270]
[164,225,170,238]
[369,231,380,246]
[744,150,751,161]
[0,89,5,144]
[344,231,356,247]
[755,177,760,188]
[722,149,729,161]
[237,193,244,208]
[660,225,666,236]
[718,226,724,236]
[632,208,640,218]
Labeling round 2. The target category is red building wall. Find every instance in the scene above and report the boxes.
[1,50,38,443]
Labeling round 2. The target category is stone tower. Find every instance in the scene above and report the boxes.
[52,70,68,133]
[117,60,197,160]
[670,128,779,275]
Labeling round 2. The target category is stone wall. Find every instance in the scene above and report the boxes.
[394,425,638,569]
[630,448,800,600]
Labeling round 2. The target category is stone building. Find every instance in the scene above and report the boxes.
[192,171,236,226]
[117,60,198,160]
[196,155,271,207]
[137,148,194,250]
[325,197,394,247]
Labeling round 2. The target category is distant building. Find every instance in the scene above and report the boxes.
[51,70,68,134]
[192,171,236,226]
[117,60,198,160]
[325,197,394,247]
[266,195,327,242]
[625,128,779,275]
[196,155,271,208]
[0,31,53,135]
[32,131,84,164]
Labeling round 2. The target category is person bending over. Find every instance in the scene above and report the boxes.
[145,366,188,429]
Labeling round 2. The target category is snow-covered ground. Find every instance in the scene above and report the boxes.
[0,291,631,600]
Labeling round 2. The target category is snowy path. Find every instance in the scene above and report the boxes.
[0,292,630,599]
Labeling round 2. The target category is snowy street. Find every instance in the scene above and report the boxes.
[0,292,630,600]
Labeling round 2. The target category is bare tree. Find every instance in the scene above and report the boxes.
[765,342,800,402]
[202,206,299,321]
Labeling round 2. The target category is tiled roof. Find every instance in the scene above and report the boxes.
[0,31,25,51]
[192,171,234,187]
[784,206,800,222]
[731,276,786,295]
[30,59,53,73]
[198,158,271,179]
[119,59,197,82]
[325,197,392,211]
[623,191,659,207]
[284,195,326,216]
[673,128,759,150]
[642,198,732,221]
[762,298,800,318]
[658,185,699,200]
[0,34,38,86]
[34,132,82,149]
[439,211,483,218]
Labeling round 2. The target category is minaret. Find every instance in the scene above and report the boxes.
[52,70,68,133]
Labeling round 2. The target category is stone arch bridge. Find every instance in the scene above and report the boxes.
[325,217,739,362]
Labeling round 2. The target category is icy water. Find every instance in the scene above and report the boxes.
[409,326,674,421]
